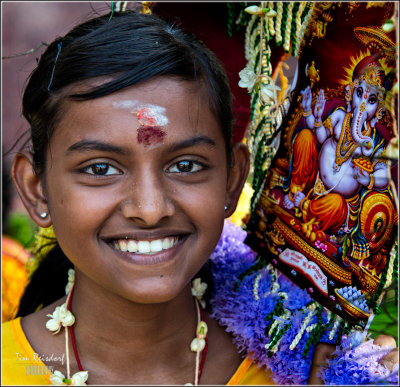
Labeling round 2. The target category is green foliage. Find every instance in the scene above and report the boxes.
[368,289,398,344]
[5,212,37,248]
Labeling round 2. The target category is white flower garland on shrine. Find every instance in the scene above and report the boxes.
[275,2,283,44]
[383,242,397,289]
[268,1,275,37]
[238,2,316,215]
[293,4,314,57]
[283,2,294,52]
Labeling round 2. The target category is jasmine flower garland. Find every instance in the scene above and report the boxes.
[209,221,399,385]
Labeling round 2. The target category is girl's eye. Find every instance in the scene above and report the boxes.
[167,160,204,173]
[368,96,377,104]
[357,87,363,98]
[82,163,121,176]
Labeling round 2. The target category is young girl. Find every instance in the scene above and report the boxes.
[2,8,397,386]
[2,8,259,385]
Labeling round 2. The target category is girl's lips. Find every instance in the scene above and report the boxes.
[112,236,180,254]
[107,235,187,265]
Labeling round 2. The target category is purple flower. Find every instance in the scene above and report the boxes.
[209,221,398,385]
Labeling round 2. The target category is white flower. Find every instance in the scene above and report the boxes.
[245,5,262,15]
[238,67,257,90]
[71,371,88,385]
[50,370,88,385]
[190,337,206,352]
[65,269,75,295]
[196,321,208,339]
[382,19,394,33]
[245,5,277,17]
[46,303,75,334]
[260,82,281,104]
[68,268,75,282]
[265,9,277,17]
[65,282,73,296]
[191,278,207,298]
[49,370,66,385]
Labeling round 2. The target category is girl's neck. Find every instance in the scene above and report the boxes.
[72,270,196,342]
[66,269,200,383]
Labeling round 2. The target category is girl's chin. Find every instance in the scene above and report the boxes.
[120,282,191,305]
[94,271,193,305]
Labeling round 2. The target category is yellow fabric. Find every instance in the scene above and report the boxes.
[2,236,30,322]
[2,318,274,385]
[2,318,51,385]
[227,356,275,385]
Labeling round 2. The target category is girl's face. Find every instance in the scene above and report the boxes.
[41,77,238,303]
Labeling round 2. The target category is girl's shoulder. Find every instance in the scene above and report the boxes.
[2,300,68,385]
[2,317,51,385]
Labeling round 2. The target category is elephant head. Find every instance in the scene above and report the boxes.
[349,80,380,156]
[349,56,387,156]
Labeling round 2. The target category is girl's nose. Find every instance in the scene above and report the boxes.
[120,172,175,226]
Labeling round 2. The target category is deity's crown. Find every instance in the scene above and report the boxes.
[352,54,392,95]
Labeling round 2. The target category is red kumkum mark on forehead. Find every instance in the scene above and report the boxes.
[137,107,157,126]
[137,126,166,147]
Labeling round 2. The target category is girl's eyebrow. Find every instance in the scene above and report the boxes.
[167,135,217,153]
[66,135,217,155]
[66,140,129,155]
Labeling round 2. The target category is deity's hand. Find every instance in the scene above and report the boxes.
[314,89,326,122]
[308,335,399,384]
[293,191,305,208]
[301,86,312,113]
[353,164,371,186]
[374,335,399,372]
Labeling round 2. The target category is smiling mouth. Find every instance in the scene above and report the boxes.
[111,236,182,255]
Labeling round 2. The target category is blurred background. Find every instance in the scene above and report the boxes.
[2,2,118,230]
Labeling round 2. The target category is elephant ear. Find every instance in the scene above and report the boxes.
[383,70,395,91]
[233,1,398,355]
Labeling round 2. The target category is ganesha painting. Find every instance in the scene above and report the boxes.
[246,3,398,327]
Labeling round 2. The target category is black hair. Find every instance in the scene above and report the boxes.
[17,10,232,316]
[24,10,233,175]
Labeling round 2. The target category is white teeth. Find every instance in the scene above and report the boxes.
[120,240,128,252]
[162,238,171,249]
[137,241,150,254]
[114,236,180,254]
[150,240,163,252]
[127,240,138,253]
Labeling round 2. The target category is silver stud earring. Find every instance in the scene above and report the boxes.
[40,212,48,219]
[224,206,228,211]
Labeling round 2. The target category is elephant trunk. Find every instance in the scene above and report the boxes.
[350,102,373,156]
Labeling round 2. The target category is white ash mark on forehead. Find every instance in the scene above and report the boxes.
[112,100,169,126]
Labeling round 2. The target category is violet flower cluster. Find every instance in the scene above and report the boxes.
[209,221,398,385]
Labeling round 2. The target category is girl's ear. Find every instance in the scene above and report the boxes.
[11,152,52,228]
[225,142,250,218]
